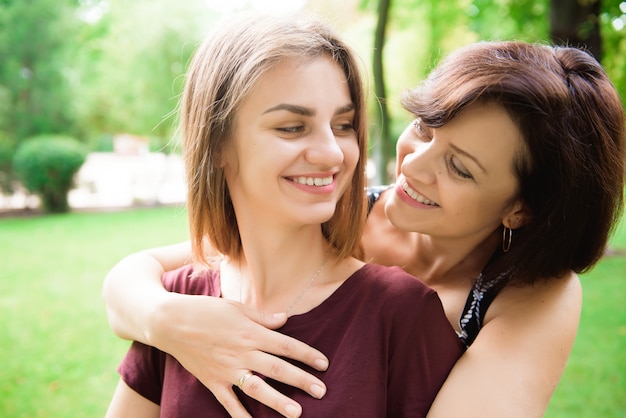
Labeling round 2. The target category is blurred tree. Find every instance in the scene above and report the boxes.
[0,0,79,142]
[550,0,601,59]
[470,0,549,41]
[0,0,81,196]
[599,1,626,98]
[1,0,622,194]
[74,0,216,150]
[372,0,393,184]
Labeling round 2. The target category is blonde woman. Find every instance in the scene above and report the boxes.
[105,13,461,418]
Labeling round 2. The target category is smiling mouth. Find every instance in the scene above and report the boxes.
[401,182,438,206]
[291,176,334,186]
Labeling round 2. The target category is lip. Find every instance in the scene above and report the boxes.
[395,180,439,208]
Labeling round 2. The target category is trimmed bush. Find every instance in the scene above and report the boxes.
[13,135,87,213]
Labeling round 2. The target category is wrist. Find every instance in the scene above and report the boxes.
[145,289,179,350]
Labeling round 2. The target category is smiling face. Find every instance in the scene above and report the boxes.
[385,102,528,241]
[221,55,359,229]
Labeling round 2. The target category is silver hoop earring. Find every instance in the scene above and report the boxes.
[502,226,513,253]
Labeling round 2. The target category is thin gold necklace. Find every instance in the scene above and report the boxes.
[238,252,330,315]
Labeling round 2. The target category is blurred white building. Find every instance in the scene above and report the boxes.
[68,152,186,209]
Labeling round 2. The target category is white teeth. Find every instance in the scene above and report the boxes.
[402,182,437,206]
[292,176,333,186]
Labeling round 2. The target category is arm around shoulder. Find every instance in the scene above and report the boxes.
[102,241,193,342]
[426,272,582,418]
[103,242,333,418]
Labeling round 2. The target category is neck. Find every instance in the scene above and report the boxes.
[408,231,499,287]
[230,224,333,312]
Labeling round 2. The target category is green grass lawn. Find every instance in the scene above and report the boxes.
[0,205,189,417]
[0,205,624,417]
[544,217,626,418]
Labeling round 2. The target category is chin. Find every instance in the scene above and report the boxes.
[305,205,338,225]
[384,199,415,230]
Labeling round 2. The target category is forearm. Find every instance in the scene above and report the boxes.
[102,252,170,343]
[103,241,193,342]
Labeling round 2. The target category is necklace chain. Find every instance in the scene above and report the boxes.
[238,252,330,315]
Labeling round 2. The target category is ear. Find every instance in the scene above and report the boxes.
[218,150,228,168]
[218,141,233,169]
[502,200,531,230]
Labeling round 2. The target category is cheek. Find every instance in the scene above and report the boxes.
[341,138,361,173]
[448,188,506,227]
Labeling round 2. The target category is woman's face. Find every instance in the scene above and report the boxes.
[385,102,526,241]
[222,55,359,228]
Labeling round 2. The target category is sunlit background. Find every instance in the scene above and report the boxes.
[2,0,626,210]
[1,1,625,417]
[3,0,363,210]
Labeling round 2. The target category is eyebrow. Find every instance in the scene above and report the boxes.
[450,143,487,173]
[262,103,355,116]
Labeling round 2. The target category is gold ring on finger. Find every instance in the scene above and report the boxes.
[236,372,253,390]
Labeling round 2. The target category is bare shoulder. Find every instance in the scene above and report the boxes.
[486,270,582,327]
[482,270,582,372]
[427,271,582,418]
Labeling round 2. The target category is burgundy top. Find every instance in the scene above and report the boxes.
[118,263,462,417]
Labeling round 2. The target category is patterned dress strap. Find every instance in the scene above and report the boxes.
[457,270,508,349]
[366,184,393,215]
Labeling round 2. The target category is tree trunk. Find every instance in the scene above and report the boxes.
[550,0,602,60]
[372,0,393,185]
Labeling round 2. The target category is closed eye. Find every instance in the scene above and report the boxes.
[448,156,473,180]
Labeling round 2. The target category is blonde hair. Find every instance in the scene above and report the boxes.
[181,13,368,264]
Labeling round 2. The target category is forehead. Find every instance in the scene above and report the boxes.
[240,55,352,113]
[266,54,346,88]
[441,102,523,173]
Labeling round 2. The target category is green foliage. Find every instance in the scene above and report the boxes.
[470,0,549,42]
[13,135,87,213]
[0,0,624,187]
[600,3,626,105]
[0,0,79,141]
[73,0,215,144]
[544,253,626,417]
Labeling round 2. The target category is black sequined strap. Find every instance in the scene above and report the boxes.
[457,271,507,349]
[366,184,393,215]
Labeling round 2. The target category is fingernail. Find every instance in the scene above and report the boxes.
[314,358,328,370]
[310,383,326,399]
[285,403,300,417]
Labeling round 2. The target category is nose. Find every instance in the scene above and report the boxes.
[305,127,345,167]
[397,133,437,185]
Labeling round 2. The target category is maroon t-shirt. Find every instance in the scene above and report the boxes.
[118,263,462,417]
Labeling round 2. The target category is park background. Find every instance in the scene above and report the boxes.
[1,0,625,416]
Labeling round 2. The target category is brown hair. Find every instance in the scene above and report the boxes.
[402,41,625,286]
[180,13,368,264]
